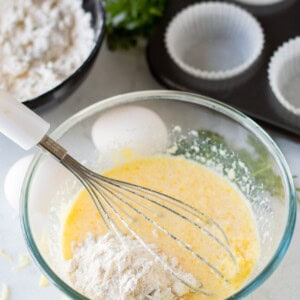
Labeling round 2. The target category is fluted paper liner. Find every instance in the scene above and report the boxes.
[234,0,284,6]
[268,37,300,116]
[165,2,264,80]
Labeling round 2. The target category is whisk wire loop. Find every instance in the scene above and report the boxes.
[99,177,236,265]
[37,136,238,296]
[84,175,211,295]
[80,163,231,244]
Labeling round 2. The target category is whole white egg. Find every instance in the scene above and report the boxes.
[91,105,168,158]
[4,154,70,212]
[4,155,34,211]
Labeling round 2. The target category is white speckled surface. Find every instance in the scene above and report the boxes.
[0,43,299,300]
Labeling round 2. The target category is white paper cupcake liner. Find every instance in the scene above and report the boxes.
[234,0,284,6]
[268,37,300,116]
[165,2,264,80]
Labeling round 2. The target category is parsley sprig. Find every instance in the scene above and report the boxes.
[237,136,284,198]
[105,0,168,50]
[172,130,296,199]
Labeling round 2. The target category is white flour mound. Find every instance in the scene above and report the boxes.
[66,233,198,300]
[0,0,94,101]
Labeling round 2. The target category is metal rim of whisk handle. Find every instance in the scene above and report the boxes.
[39,135,68,161]
[38,135,92,182]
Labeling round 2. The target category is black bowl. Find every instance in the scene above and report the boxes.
[25,0,106,111]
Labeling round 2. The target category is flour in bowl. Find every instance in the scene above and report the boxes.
[0,0,95,101]
[66,232,198,300]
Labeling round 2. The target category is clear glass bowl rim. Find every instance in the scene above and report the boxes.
[21,90,297,299]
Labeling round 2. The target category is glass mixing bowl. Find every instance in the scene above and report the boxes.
[21,90,296,299]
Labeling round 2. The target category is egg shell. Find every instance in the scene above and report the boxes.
[91,106,168,158]
[24,156,72,215]
[4,154,70,213]
[4,155,34,211]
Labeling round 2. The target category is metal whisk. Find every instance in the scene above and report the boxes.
[0,92,236,296]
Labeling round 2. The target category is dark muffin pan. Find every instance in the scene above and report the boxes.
[147,0,300,136]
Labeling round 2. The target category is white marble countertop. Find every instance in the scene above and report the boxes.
[0,43,299,300]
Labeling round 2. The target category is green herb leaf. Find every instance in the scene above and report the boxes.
[237,136,283,197]
[172,130,284,198]
[105,0,168,50]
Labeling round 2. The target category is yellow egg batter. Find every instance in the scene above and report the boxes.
[62,155,259,299]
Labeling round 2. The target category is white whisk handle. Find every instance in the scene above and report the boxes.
[0,92,50,150]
